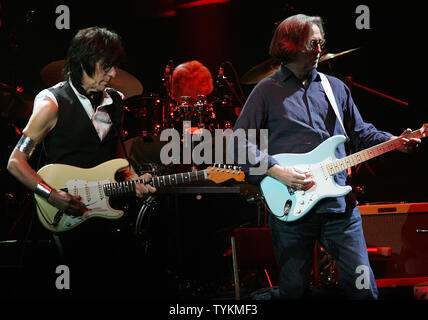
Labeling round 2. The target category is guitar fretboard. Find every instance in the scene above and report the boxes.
[103,170,207,197]
[325,128,424,176]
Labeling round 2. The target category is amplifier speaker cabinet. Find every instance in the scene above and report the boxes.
[359,202,428,280]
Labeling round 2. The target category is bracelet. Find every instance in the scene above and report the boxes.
[16,134,37,157]
[35,181,53,200]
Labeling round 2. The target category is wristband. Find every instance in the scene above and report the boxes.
[35,181,53,200]
[16,134,37,157]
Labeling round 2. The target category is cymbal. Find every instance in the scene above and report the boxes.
[240,48,360,85]
[0,82,33,121]
[319,47,360,63]
[240,57,280,85]
[40,60,143,99]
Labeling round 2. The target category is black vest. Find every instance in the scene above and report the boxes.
[43,81,123,168]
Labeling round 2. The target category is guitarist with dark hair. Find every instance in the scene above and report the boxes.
[8,27,156,214]
[7,27,156,298]
[233,14,421,299]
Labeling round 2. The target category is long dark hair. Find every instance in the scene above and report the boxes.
[63,27,124,85]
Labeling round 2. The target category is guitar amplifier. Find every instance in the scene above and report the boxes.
[358,202,428,280]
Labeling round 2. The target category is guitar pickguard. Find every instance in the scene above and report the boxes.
[60,178,121,230]
[260,136,353,223]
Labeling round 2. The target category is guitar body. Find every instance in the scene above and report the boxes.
[36,158,129,233]
[35,158,245,233]
[260,135,352,222]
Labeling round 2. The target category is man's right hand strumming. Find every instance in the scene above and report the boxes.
[47,189,87,216]
[267,164,313,191]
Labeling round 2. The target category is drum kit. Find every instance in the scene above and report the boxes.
[120,66,244,140]
[2,46,402,181]
[0,48,370,184]
[38,59,245,140]
[28,47,367,145]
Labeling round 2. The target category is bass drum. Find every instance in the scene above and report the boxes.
[122,94,165,139]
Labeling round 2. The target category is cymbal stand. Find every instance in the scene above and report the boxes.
[161,60,174,128]
[345,76,408,107]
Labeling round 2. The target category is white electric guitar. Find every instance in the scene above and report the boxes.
[35,158,244,233]
[260,124,427,222]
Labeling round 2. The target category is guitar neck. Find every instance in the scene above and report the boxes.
[103,170,207,197]
[326,128,424,176]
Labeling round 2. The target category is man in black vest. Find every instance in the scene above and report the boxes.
[7,27,157,298]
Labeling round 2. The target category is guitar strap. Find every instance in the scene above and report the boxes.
[319,72,349,142]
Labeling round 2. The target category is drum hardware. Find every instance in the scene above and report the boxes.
[123,93,165,138]
[135,162,165,177]
[211,61,246,129]
[0,82,33,122]
[134,195,158,254]
[193,95,215,130]
[168,95,217,133]
[215,63,246,108]
[174,96,193,121]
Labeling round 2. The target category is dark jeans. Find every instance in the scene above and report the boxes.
[269,206,378,300]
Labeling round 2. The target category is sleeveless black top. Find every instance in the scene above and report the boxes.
[43,81,123,168]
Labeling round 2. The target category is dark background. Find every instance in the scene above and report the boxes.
[0,0,426,299]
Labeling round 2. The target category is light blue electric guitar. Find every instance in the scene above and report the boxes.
[260,124,427,222]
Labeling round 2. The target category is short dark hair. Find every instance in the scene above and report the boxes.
[63,27,124,84]
[269,14,325,63]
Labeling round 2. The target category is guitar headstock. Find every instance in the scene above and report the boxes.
[206,165,245,184]
[405,124,428,139]
[420,124,428,138]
